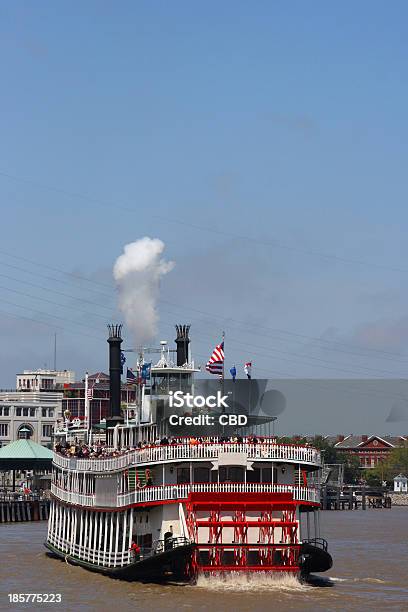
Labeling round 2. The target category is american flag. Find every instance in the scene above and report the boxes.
[206,341,224,377]
[127,368,137,383]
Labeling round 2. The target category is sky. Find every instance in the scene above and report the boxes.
[1,1,408,410]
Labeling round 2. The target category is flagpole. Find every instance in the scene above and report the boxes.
[84,371,89,442]
[222,331,225,381]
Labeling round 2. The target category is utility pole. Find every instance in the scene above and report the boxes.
[53,333,57,371]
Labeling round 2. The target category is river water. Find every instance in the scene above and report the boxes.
[0,508,407,611]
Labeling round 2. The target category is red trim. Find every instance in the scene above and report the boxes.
[199,543,302,548]
[50,493,320,513]
[196,520,298,527]
[199,566,299,572]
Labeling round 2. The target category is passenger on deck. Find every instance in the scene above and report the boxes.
[130,541,141,560]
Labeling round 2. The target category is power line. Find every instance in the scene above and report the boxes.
[159,299,408,363]
[1,169,408,368]
[154,216,408,274]
[0,272,115,314]
[1,248,407,372]
[0,256,406,374]
[173,326,408,378]
[0,247,114,291]
[0,258,114,300]
[192,351,406,405]
[0,305,105,342]
[0,296,105,335]
[0,283,113,321]
[0,168,407,274]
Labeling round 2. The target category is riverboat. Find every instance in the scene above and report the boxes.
[45,325,332,583]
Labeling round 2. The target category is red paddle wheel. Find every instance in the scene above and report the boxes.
[258,510,274,566]
[185,491,303,576]
[233,509,248,567]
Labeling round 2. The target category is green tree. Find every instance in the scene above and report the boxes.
[360,444,408,484]
[387,444,408,476]
[309,435,339,464]
[363,470,382,486]
[342,454,361,484]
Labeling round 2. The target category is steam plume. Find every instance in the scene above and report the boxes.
[113,237,174,346]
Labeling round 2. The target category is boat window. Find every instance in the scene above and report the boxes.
[246,468,261,483]
[229,467,245,482]
[177,468,190,484]
[261,468,278,483]
[219,466,245,482]
[194,467,210,483]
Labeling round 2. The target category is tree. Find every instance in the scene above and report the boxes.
[309,435,339,464]
[363,470,382,487]
[342,454,361,484]
[277,436,369,484]
[361,444,408,484]
[387,445,408,476]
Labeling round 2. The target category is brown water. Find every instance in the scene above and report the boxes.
[0,508,407,611]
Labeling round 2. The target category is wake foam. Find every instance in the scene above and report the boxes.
[195,571,306,591]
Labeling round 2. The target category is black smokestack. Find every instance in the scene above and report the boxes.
[175,325,190,366]
[107,324,123,422]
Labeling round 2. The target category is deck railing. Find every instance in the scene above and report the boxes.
[118,483,320,506]
[47,532,132,567]
[53,443,321,472]
[50,484,95,507]
[51,482,319,508]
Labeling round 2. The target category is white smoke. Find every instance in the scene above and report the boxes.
[113,237,174,346]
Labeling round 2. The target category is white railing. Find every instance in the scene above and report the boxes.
[53,451,138,473]
[53,443,321,473]
[137,443,320,465]
[117,483,320,506]
[51,481,319,507]
[51,483,95,507]
[47,532,132,568]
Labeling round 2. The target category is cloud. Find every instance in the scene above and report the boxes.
[113,237,174,347]
[350,317,408,352]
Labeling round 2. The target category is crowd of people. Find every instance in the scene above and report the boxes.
[54,434,281,460]
[54,441,129,459]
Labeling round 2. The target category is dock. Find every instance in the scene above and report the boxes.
[321,486,391,510]
[0,494,50,523]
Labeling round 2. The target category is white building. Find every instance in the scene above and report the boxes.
[16,369,75,391]
[393,474,408,493]
[0,369,73,447]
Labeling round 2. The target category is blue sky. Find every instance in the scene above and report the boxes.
[1,1,408,394]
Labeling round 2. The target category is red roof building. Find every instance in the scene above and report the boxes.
[62,372,136,425]
[332,435,407,469]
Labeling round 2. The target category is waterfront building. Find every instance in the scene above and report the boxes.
[0,370,73,447]
[16,369,75,391]
[332,435,407,469]
[393,474,408,493]
[62,372,136,426]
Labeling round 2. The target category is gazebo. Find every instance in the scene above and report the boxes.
[393,474,408,493]
[0,439,53,491]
